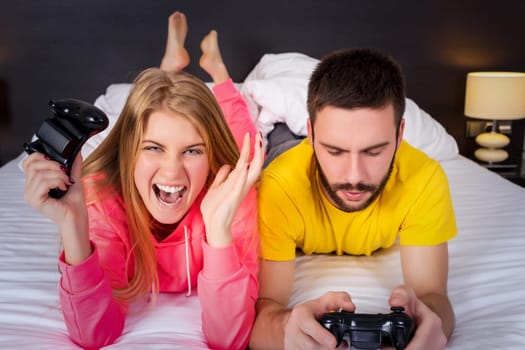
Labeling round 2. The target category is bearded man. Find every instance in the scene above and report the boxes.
[250,48,456,350]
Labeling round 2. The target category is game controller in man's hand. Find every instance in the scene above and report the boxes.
[24,98,109,198]
[318,306,415,350]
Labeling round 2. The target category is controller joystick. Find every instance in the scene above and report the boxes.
[318,306,415,350]
[24,98,109,198]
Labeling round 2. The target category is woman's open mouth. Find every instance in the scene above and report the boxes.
[153,184,186,206]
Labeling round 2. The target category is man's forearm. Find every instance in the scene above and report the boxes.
[249,298,290,349]
[419,293,455,339]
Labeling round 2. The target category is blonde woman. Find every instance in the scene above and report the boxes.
[22,12,263,349]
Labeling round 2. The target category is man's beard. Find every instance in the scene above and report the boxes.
[317,155,395,213]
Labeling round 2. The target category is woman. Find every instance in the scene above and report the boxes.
[22,12,263,350]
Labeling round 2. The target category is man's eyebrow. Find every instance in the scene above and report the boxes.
[361,141,390,152]
[319,141,390,153]
[319,142,348,152]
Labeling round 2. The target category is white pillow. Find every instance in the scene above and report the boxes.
[241,52,459,161]
[241,53,318,138]
[402,98,459,161]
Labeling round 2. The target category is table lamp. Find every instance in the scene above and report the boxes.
[464,71,525,163]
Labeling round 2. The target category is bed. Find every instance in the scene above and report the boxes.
[1,53,524,349]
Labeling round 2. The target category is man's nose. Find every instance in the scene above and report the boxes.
[343,154,364,185]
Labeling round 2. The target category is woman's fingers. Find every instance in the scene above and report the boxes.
[208,132,264,196]
[246,132,264,186]
[23,154,70,199]
[208,164,231,190]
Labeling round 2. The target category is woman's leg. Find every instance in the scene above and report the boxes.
[199,30,256,152]
[264,123,304,167]
[160,11,190,72]
[199,30,230,84]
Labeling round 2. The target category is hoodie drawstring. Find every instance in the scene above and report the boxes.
[184,225,192,296]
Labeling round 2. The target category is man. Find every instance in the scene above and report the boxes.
[249,48,456,349]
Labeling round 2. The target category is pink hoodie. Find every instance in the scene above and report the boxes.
[57,80,259,350]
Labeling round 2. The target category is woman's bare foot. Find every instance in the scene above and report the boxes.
[199,30,230,84]
[160,11,190,72]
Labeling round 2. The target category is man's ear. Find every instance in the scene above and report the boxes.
[306,118,313,145]
[396,118,405,150]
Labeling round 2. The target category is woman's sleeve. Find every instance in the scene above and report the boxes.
[197,187,259,350]
[213,79,257,151]
[58,202,129,349]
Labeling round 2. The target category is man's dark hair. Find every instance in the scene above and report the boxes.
[307,48,406,130]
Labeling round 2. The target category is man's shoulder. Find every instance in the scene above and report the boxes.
[262,139,313,183]
[398,141,437,163]
[259,139,318,212]
[382,141,449,202]
[395,141,443,179]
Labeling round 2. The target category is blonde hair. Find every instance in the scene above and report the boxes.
[82,68,240,302]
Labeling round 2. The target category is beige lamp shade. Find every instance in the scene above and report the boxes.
[464,72,525,120]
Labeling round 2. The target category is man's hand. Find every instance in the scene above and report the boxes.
[389,285,447,350]
[284,291,355,350]
[251,259,355,349]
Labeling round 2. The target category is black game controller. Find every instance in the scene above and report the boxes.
[24,98,109,198]
[319,306,415,350]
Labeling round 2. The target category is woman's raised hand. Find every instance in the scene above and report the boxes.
[201,132,264,247]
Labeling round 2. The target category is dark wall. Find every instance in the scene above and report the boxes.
[1,0,524,165]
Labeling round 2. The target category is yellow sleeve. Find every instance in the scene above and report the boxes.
[399,163,457,246]
[257,173,303,261]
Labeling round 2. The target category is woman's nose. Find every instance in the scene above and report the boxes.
[159,153,182,178]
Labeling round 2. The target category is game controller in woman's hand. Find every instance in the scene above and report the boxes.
[24,98,109,198]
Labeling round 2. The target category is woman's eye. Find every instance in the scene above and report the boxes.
[185,148,204,155]
[144,145,161,152]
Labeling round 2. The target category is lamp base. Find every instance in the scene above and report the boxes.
[475,131,510,148]
[474,130,510,163]
[474,148,509,163]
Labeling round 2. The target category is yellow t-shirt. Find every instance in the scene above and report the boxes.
[258,139,457,261]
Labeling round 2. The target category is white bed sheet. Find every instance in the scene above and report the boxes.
[2,151,524,349]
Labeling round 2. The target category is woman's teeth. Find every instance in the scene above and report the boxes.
[154,184,186,205]
[156,184,184,194]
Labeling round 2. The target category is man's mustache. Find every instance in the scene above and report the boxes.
[332,182,376,192]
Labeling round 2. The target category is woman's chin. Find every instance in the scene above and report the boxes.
[149,201,186,225]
